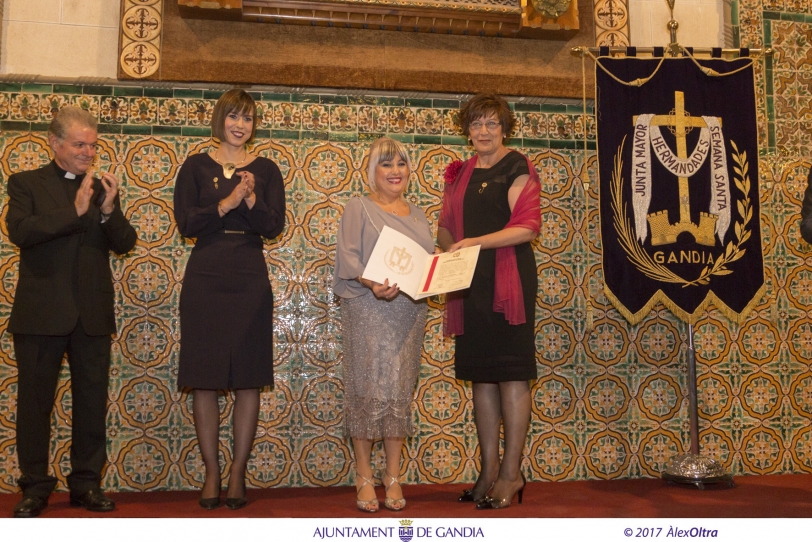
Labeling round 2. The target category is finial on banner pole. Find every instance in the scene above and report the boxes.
[665,0,681,57]
[570,0,771,60]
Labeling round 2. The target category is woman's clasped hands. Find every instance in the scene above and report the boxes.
[219,171,256,216]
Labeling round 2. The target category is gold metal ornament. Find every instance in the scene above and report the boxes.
[223,163,236,179]
[531,0,571,19]
[213,176,219,189]
[478,182,487,194]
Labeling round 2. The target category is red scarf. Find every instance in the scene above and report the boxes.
[438,152,541,336]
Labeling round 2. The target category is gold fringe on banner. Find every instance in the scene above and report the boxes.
[603,283,767,326]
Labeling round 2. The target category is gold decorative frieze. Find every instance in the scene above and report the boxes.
[260,0,520,12]
[178,0,578,38]
[120,0,164,80]
[593,0,630,47]
[180,0,241,7]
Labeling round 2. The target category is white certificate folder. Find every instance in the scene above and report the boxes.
[361,225,480,300]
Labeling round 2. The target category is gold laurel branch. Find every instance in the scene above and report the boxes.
[611,138,686,284]
[686,140,751,286]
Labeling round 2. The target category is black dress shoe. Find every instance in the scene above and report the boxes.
[69,488,116,512]
[225,497,247,510]
[458,481,494,503]
[458,489,477,502]
[199,497,221,510]
[13,495,48,518]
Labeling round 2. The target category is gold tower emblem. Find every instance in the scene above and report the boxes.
[642,91,719,246]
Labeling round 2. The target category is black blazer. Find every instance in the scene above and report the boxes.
[802,168,812,244]
[5,162,137,336]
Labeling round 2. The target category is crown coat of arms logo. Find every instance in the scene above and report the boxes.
[399,519,414,542]
[596,56,765,324]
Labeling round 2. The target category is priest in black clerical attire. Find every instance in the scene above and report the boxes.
[801,168,812,244]
[5,106,137,518]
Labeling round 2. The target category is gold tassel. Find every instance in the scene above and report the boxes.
[586,300,594,332]
[770,298,778,324]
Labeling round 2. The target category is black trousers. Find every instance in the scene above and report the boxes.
[14,321,111,498]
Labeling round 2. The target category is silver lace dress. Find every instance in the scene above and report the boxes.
[333,196,434,439]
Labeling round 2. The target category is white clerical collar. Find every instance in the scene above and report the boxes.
[64,172,76,179]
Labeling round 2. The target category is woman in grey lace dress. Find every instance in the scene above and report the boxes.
[333,137,433,513]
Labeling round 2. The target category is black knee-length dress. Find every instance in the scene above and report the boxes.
[173,153,286,389]
[454,151,538,383]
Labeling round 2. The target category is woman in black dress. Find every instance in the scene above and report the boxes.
[438,94,541,509]
[174,89,286,510]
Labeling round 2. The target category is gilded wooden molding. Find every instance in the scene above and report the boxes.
[119,0,164,80]
[521,0,578,33]
[178,0,579,38]
[593,0,630,47]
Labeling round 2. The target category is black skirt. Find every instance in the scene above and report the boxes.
[178,232,274,389]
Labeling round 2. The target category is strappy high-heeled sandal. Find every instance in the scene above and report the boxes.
[355,473,379,513]
[382,473,406,511]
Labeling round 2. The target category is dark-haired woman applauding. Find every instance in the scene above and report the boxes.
[174,89,286,510]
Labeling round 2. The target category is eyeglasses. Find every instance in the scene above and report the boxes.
[469,121,501,132]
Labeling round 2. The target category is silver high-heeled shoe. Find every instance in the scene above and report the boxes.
[355,473,379,513]
[382,473,406,511]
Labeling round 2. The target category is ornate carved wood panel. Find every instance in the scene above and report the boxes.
[120,0,164,79]
[593,0,630,47]
[177,0,580,38]
[118,0,597,97]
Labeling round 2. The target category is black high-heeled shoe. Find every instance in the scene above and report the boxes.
[458,489,477,502]
[458,481,494,503]
[199,477,222,509]
[476,473,526,510]
[225,480,248,510]
[225,496,247,510]
[199,496,221,510]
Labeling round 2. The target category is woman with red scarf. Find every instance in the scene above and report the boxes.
[438,94,541,510]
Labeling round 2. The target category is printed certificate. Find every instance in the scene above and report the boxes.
[362,226,480,300]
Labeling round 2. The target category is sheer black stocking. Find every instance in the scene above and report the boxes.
[227,388,260,500]
[490,380,530,502]
[470,382,502,501]
[470,380,531,503]
[193,390,221,499]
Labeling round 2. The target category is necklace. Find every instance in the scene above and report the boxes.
[373,195,406,216]
[212,148,248,182]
